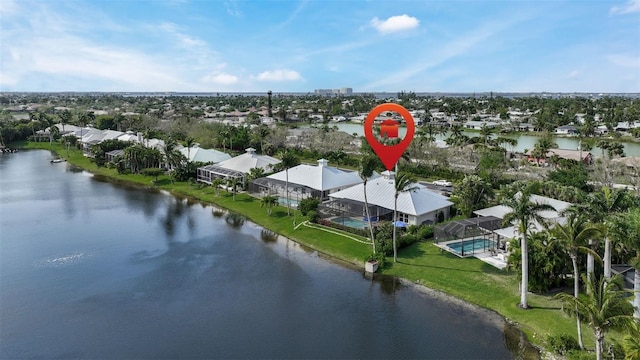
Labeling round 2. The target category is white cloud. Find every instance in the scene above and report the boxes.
[370,14,419,34]
[610,0,640,15]
[568,70,580,78]
[255,69,302,81]
[201,72,239,85]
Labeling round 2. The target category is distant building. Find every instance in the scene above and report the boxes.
[314,88,353,96]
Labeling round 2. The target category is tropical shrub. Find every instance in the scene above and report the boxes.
[298,198,320,216]
[307,210,319,223]
[547,334,579,355]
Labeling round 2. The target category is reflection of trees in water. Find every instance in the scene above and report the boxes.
[260,229,278,243]
[377,275,402,295]
[60,177,76,219]
[161,197,197,240]
[225,213,245,229]
[503,322,540,359]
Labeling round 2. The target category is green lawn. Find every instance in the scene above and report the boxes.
[21,141,612,356]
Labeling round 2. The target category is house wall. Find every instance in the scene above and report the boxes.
[410,207,450,226]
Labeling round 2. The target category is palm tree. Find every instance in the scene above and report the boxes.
[227,177,239,201]
[359,155,378,253]
[253,125,270,154]
[502,185,555,309]
[393,172,418,263]
[260,195,278,216]
[211,178,224,197]
[479,124,495,147]
[183,136,195,161]
[555,275,638,360]
[612,208,640,318]
[584,187,631,281]
[531,132,557,163]
[549,211,602,349]
[622,326,640,360]
[280,151,300,216]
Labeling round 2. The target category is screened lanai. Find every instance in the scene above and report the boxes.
[320,198,393,222]
[434,216,503,257]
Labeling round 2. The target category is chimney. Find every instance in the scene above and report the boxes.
[137,132,142,144]
[317,158,328,167]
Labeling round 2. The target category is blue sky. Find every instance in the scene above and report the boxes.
[1,0,639,93]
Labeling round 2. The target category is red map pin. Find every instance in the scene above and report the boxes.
[364,103,415,171]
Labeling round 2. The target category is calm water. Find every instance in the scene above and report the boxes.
[329,123,640,157]
[1,150,521,359]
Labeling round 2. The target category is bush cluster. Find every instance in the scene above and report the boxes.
[547,334,579,355]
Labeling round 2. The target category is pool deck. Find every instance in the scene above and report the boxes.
[474,251,508,270]
[434,239,508,270]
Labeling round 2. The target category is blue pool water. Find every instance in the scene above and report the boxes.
[278,196,299,207]
[331,216,369,229]
[447,239,496,255]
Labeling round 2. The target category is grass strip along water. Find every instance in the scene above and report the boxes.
[23,142,606,357]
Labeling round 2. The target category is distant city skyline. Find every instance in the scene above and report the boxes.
[1,0,639,93]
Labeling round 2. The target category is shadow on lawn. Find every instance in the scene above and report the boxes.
[395,260,486,273]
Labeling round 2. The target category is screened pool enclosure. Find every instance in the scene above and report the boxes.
[434,216,503,257]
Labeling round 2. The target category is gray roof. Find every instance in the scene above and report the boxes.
[329,172,453,216]
[215,148,281,174]
[179,146,231,163]
[267,159,362,191]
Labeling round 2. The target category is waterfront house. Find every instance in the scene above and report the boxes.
[474,194,571,241]
[463,120,499,130]
[554,125,579,135]
[197,148,281,184]
[178,145,231,164]
[326,171,453,226]
[525,148,593,165]
[249,159,362,201]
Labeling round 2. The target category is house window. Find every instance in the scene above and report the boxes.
[396,212,409,223]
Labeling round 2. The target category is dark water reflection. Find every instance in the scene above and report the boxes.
[0,150,532,359]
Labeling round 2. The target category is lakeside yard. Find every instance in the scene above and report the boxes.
[22,141,605,356]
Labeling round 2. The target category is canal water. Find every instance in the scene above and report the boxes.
[328,123,640,157]
[1,150,523,359]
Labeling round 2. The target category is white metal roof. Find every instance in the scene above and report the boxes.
[473,194,571,220]
[267,159,362,191]
[179,146,231,163]
[329,173,453,216]
[215,148,281,174]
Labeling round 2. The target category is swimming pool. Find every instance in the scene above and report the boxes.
[447,239,496,256]
[331,216,370,229]
[278,197,299,207]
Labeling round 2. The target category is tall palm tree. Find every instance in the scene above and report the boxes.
[584,187,631,281]
[280,151,300,216]
[502,186,555,309]
[393,172,418,263]
[227,177,239,201]
[253,125,270,154]
[479,124,495,147]
[555,275,638,360]
[183,136,195,161]
[359,155,378,253]
[549,211,602,349]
